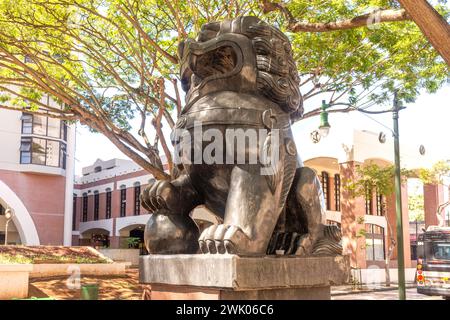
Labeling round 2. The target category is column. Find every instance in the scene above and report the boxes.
[385,182,412,268]
[423,183,445,228]
[340,161,366,269]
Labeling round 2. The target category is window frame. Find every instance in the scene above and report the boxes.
[334,173,341,211]
[134,183,141,216]
[105,189,112,219]
[19,136,66,168]
[72,195,77,231]
[120,186,126,217]
[93,191,100,221]
[321,171,331,211]
[365,183,373,215]
[376,191,385,216]
[82,193,88,222]
[365,224,386,261]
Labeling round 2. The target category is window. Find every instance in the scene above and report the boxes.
[32,114,47,136]
[60,143,67,169]
[106,188,112,219]
[21,113,33,134]
[72,195,77,231]
[20,138,32,164]
[134,182,141,216]
[321,171,330,210]
[21,112,64,139]
[82,193,88,222]
[365,224,385,261]
[365,184,373,215]
[120,186,126,217]
[47,117,61,138]
[0,204,5,215]
[334,174,341,211]
[376,191,385,216]
[94,166,102,173]
[94,191,99,221]
[20,137,66,168]
[61,121,68,141]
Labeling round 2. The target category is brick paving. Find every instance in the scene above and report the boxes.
[29,268,146,300]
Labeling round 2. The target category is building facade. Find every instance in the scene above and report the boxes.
[0,103,76,245]
[71,159,216,252]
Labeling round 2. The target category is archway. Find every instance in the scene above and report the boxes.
[80,228,110,248]
[0,180,40,245]
[117,224,147,254]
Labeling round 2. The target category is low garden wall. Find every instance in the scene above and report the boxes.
[29,262,131,278]
[0,264,32,299]
[98,249,140,266]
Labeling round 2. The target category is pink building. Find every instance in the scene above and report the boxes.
[0,105,76,246]
[71,159,215,251]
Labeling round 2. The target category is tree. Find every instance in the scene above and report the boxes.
[408,194,425,222]
[0,0,448,179]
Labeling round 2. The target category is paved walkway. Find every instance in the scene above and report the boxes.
[332,287,443,300]
[29,269,145,300]
[331,283,417,296]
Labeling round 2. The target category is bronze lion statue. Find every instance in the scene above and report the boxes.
[141,16,342,256]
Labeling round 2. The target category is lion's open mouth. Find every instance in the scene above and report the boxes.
[192,46,237,79]
[181,45,238,91]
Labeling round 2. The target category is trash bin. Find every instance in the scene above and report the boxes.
[80,283,99,300]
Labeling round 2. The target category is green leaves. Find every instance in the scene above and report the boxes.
[0,0,448,175]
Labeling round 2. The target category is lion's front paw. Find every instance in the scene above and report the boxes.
[141,180,178,213]
[295,234,313,256]
[198,224,251,254]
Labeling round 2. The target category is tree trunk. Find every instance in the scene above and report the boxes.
[397,0,450,65]
[385,214,396,287]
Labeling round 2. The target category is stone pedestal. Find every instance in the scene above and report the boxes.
[140,254,350,300]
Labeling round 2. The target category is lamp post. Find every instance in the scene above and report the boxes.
[392,91,406,300]
[315,92,407,300]
[4,208,13,245]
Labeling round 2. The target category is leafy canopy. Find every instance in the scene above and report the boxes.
[0,0,448,177]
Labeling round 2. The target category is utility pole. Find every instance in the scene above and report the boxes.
[393,90,406,300]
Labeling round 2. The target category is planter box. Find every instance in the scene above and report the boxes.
[0,264,32,299]
[30,262,130,278]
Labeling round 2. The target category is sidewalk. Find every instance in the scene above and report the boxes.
[331,283,417,296]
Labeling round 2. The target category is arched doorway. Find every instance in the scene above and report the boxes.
[80,228,110,248]
[0,180,40,245]
[117,224,147,254]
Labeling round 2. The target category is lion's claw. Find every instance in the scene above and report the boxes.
[198,224,251,254]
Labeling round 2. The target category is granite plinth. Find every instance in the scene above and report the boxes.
[140,254,350,300]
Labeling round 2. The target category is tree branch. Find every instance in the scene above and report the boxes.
[261,1,411,32]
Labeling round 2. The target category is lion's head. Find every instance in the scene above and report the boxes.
[179,16,303,117]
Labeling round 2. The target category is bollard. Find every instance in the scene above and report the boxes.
[80,283,99,300]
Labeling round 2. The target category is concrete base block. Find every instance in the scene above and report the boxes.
[140,254,350,300]
[0,264,32,299]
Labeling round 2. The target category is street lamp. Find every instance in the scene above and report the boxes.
[4,208,13,245]
[318,100,331,137]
